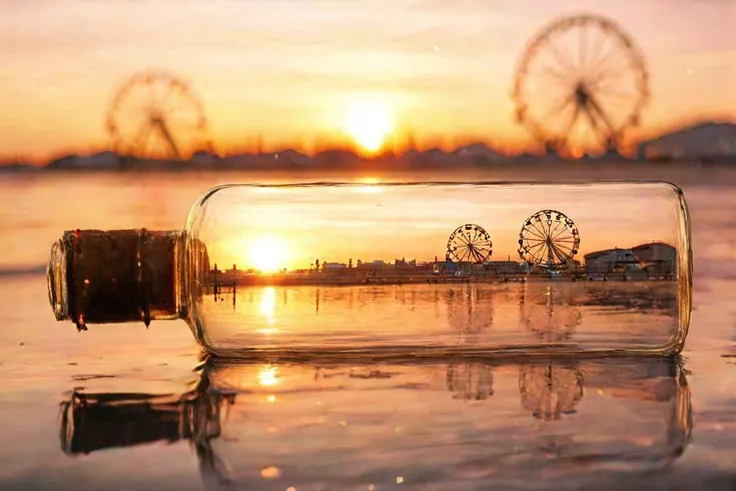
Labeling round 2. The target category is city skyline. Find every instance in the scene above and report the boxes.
[1,0,734,162]
[205,237,673,275]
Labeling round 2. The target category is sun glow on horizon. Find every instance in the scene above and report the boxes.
[248,237,289,273]
[345,101,395,154]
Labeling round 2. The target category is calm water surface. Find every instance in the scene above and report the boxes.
[0,166,735,490]
[201,281,679,355]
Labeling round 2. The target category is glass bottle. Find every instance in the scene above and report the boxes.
[58,357,692,488]
[47,181,692,358]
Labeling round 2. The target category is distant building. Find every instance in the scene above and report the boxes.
[432,261,461,274]
[631,242,676,279]
[636,122,736,161]
[584,248,641,277]
[394,258,417,268]
[486,261,524,275]
[356,260,389,269]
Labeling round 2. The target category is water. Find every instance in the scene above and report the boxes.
[0,166,735,490]
[60,358,692,491]
[202,281,679,356]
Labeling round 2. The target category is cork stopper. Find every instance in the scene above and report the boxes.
[47,229,180,330]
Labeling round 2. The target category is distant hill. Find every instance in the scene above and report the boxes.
[47,151,119,169]
[29,143,513,172]
[451,142,505,161]
[637,121,736,161]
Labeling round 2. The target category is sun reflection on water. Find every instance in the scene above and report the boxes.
[257,364,279,387]
[258,287,277,331]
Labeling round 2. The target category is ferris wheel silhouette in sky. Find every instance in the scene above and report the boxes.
[105,69,211,161]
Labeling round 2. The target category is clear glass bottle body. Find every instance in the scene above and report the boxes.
[173,181,691,358]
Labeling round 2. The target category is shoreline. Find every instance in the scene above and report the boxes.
[205,275,676,289]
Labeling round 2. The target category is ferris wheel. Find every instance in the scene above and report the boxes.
[105,70,210,161]
[446,224,493,264]
[512,14,650,155]
[518,210,580,268]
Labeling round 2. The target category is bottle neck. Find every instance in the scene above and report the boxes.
[48,229,186,329]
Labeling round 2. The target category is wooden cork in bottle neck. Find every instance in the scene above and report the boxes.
[48,229,180,330]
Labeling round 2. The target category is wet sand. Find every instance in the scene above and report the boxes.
[0,168,734,490]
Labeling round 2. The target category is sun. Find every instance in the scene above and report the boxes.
[248,237,289,273]
[345,101,394,154]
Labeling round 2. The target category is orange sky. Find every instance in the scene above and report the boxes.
[0,0,734,162]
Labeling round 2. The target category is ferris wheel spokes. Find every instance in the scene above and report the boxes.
[446,224,493,264]
[106,70,210,162]
[583,97,617,147]
[512,14,650,155]
[519,210,580,269]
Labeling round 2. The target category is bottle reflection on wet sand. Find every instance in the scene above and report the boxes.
[58,357,692,490]
[519,364,584,420]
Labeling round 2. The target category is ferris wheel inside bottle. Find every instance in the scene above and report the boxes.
[47,181,692,358]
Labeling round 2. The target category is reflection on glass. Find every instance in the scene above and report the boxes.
[519,364,583,420]
[519,283,582,342]
[446,363,495,400]
[58,357,691,489]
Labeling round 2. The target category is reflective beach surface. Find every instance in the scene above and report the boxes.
[59,358,691,491]
[0,166,735,490]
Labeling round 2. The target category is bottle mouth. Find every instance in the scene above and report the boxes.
[47,237,70,321]
[46,229,181,328]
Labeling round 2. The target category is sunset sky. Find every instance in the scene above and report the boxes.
[197,183,681,271]
[0,0,734,161]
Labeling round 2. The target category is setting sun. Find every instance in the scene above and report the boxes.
[248,237,289,273]
[345,102,395,153]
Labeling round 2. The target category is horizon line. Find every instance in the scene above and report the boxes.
[2,115,734,166]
